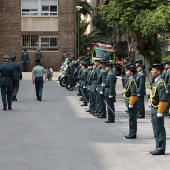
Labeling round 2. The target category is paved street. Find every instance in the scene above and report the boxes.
[0,72,170,170]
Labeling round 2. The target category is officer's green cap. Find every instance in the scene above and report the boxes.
[99,60,106,64]
[152,63,163,69]
[124,57,129,61]
[136,59,142,64]
[138,65,145,69]
[94,59,101,62]
[106,62,113,68]
[126,66,136,73]
[3,55,10,59]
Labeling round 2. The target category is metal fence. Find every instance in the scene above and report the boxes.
[22,35,58,51]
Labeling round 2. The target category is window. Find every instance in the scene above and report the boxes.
[22,35,58,51]
[21,0,58,16]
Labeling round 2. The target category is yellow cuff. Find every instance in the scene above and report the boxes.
[129,96,138,105]
[158,102,168,113]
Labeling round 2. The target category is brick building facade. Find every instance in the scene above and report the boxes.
[0,0,76,71]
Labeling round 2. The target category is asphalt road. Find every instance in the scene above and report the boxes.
[0,72,170,170]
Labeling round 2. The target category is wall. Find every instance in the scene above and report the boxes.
[0,0,76,71]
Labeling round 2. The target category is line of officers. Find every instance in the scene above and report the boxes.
[66,56,169,155]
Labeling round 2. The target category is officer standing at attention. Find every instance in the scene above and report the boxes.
[136,65,146,118]
[149,64,168,155]
[101,51,109,62]
[121,57,130,87]
[34,50,42,62]
[0,55,14,110]
[21,49,29,72]
[104,63,116,123]
[10,55,22,101]
[123,66,138,139]
[32,60,47,101]
[164,61,170,116]
[96,61,107,118]
[79,62,88,106]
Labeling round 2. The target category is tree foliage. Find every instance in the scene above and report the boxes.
[101,0,170,64]
[79,21,106,53]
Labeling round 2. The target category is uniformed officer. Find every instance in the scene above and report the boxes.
[123,66,138,139]
[101,51,109,62]
[34,50,42,62]
[96,61,107,118]
[0,55,14,110]
[66,58,75,91]
[86,63,94,113]
[103,62,116,123]
[79,62,88,106]
[92,60,101,116]
[121,57,130,87]
[164,61,170,116]
[77,58,83,97]
[21,49,29,72]
[136,65,146,118]
[10,55,22,101]
[161,62,167,80]
[32,60,47,101]
[61,51,67,65]
[149,64,168,155]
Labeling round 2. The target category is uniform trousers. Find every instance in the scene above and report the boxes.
[35,77,43,98]
[1,86,12,108]
[151,107,166,153]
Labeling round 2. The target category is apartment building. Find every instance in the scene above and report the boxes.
[0,0,76,70]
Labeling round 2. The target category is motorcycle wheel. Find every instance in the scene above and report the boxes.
[60,76,68,87]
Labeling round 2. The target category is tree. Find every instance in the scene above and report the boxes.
[79,21,106,53]
[101,0,170,64]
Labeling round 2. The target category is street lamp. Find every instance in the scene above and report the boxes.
[76,6,82,58]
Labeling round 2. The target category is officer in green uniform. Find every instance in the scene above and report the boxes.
[149,64,168,155]
[103,63,116,123]
[32,60,47,101]
[66,58,75,91]
[101,51,109,62]
[21,49,29,72]
[136,65,146,118]
[10,55,22,101]
[77,59,83,97]
[79,63,88,106]
[86,63,94,112]
[92,60,101,116]
[121,57,130,88]
[123,66,138,139]
[164,61,170,116]
[96,61,108,118]
[162,62,168,80]
[61,51,67,65]
[34,50,42,62]
[0,55,14,110]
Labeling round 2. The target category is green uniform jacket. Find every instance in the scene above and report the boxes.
[21,53,29,62]
[0,63,14,86]
[35,53,42,61]
[67,63,74,75]
[80,69,88,87]
[136,71,146,96]
[150,77,168,107]
[105,70,116,97]
[10,62,22,80]
[124,77,137,101]
[161,69,167,80]
[97,69,107,93]
[165,69,170,94]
